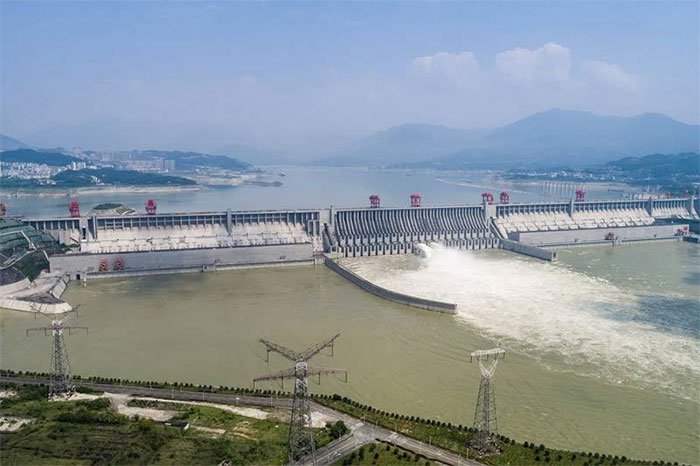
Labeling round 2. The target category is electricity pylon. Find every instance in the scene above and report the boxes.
[470,347,505,454]
[26,314,88,399]
[254,333,346,464]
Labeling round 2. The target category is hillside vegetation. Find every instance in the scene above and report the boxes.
[52,168,196,187]
[0,149,80,166]
[137,150,252,171]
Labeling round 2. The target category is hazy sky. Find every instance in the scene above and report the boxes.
[1,1,698,154]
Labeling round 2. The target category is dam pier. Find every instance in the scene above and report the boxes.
[12,194,695,282]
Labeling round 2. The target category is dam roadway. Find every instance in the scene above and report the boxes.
[0,376,481,466]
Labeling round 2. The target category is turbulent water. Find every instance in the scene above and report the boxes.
[344,245,700,402]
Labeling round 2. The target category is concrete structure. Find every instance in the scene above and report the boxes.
[15,196,696,279]
[511,224,687,247]
[0,272,72,314]
[324,256,457,314]
[50,243,314,280]
[26,209,322,254]
[326,205,498,257]
[500,239,557,261]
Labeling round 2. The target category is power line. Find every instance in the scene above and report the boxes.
[26,312,88,399]
[254,334,346,464]
[470,347,505,455]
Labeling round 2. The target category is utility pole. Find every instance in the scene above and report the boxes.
[26,314,88,399]
[470,347,505,455]
[254,333,346,464]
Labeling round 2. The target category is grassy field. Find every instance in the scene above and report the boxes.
[333,442,436,466]
[314,395,678,466]
[0,383,331,465]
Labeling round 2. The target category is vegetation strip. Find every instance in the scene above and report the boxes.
[0,370,686,466]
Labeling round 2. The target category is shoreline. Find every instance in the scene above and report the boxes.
[0,185,207,198]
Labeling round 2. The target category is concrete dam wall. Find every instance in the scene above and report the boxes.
[17,196,697,278]
[324,256,457,314]
[50,243,314,280]
[329,205,500,257]
[512,224,687,247]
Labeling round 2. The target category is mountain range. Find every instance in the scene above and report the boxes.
[4,109,699,169]
[0,134,29,150]
[322,109,700,168]
[318,124,488,166]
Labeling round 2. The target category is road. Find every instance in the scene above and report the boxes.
[1,376,481,466]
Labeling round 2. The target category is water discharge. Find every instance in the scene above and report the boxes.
[344,246,700,401]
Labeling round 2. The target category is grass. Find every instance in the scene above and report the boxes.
[333,442,436,466]
[314,395,679,466]
[0,383,331,465]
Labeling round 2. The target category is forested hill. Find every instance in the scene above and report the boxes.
[52,168,196,187]
[137,150,252,171]
[606,152,699,175]
[0,149,80,166]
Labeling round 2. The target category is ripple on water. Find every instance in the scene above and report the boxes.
[344,247,700,402]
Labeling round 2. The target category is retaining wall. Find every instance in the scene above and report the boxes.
[324,256,457,314]
[500,239,557,261]
[511,224,687,247]
[50,243,314,280]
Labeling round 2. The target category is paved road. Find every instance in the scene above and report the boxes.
[1,376,481,466]
[301,402,481,466]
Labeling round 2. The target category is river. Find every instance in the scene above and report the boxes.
[0,168,697,463]
[0,243,698,463]
[0,166,636,217]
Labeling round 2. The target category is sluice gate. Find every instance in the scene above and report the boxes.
[329,205,499,257]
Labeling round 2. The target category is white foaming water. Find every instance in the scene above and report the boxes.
[346,247,700,400]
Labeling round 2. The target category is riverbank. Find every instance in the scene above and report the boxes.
[0,375,677,466]
[0,185,206,198]
[0,271,71,314]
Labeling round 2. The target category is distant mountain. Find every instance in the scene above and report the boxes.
[0,149,80,166]
[606,152,699,177]
[320,124,489,166]
[137,150,252,171]
[0,134,29,150]
[430,109,700,169]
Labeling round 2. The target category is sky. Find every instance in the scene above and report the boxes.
[1,1,699,156]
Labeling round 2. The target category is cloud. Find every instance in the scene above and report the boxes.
[411,51,480,84]
[581,60,643,92]
[495,42,572,83]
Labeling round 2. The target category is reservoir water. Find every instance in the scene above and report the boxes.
[0,242,698,463]
[0,166,636,217]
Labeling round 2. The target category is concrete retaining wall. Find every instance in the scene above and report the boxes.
[50,243,314,280]
[0,278,31,296]
[324,257,457,314]
[511,224,687,247]
[0,297,72,314]
[500,239,557,261]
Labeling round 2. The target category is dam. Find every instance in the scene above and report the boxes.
[11,193,698,279]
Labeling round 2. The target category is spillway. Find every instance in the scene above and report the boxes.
[11,196,696,278]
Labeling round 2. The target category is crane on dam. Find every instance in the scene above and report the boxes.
[470,347,506,455]
[254,333,347,464]
[26,311,88,399]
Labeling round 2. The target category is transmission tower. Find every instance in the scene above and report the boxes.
[254,333,346,464]
[470,347,505,454]
[26,314,88,399]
